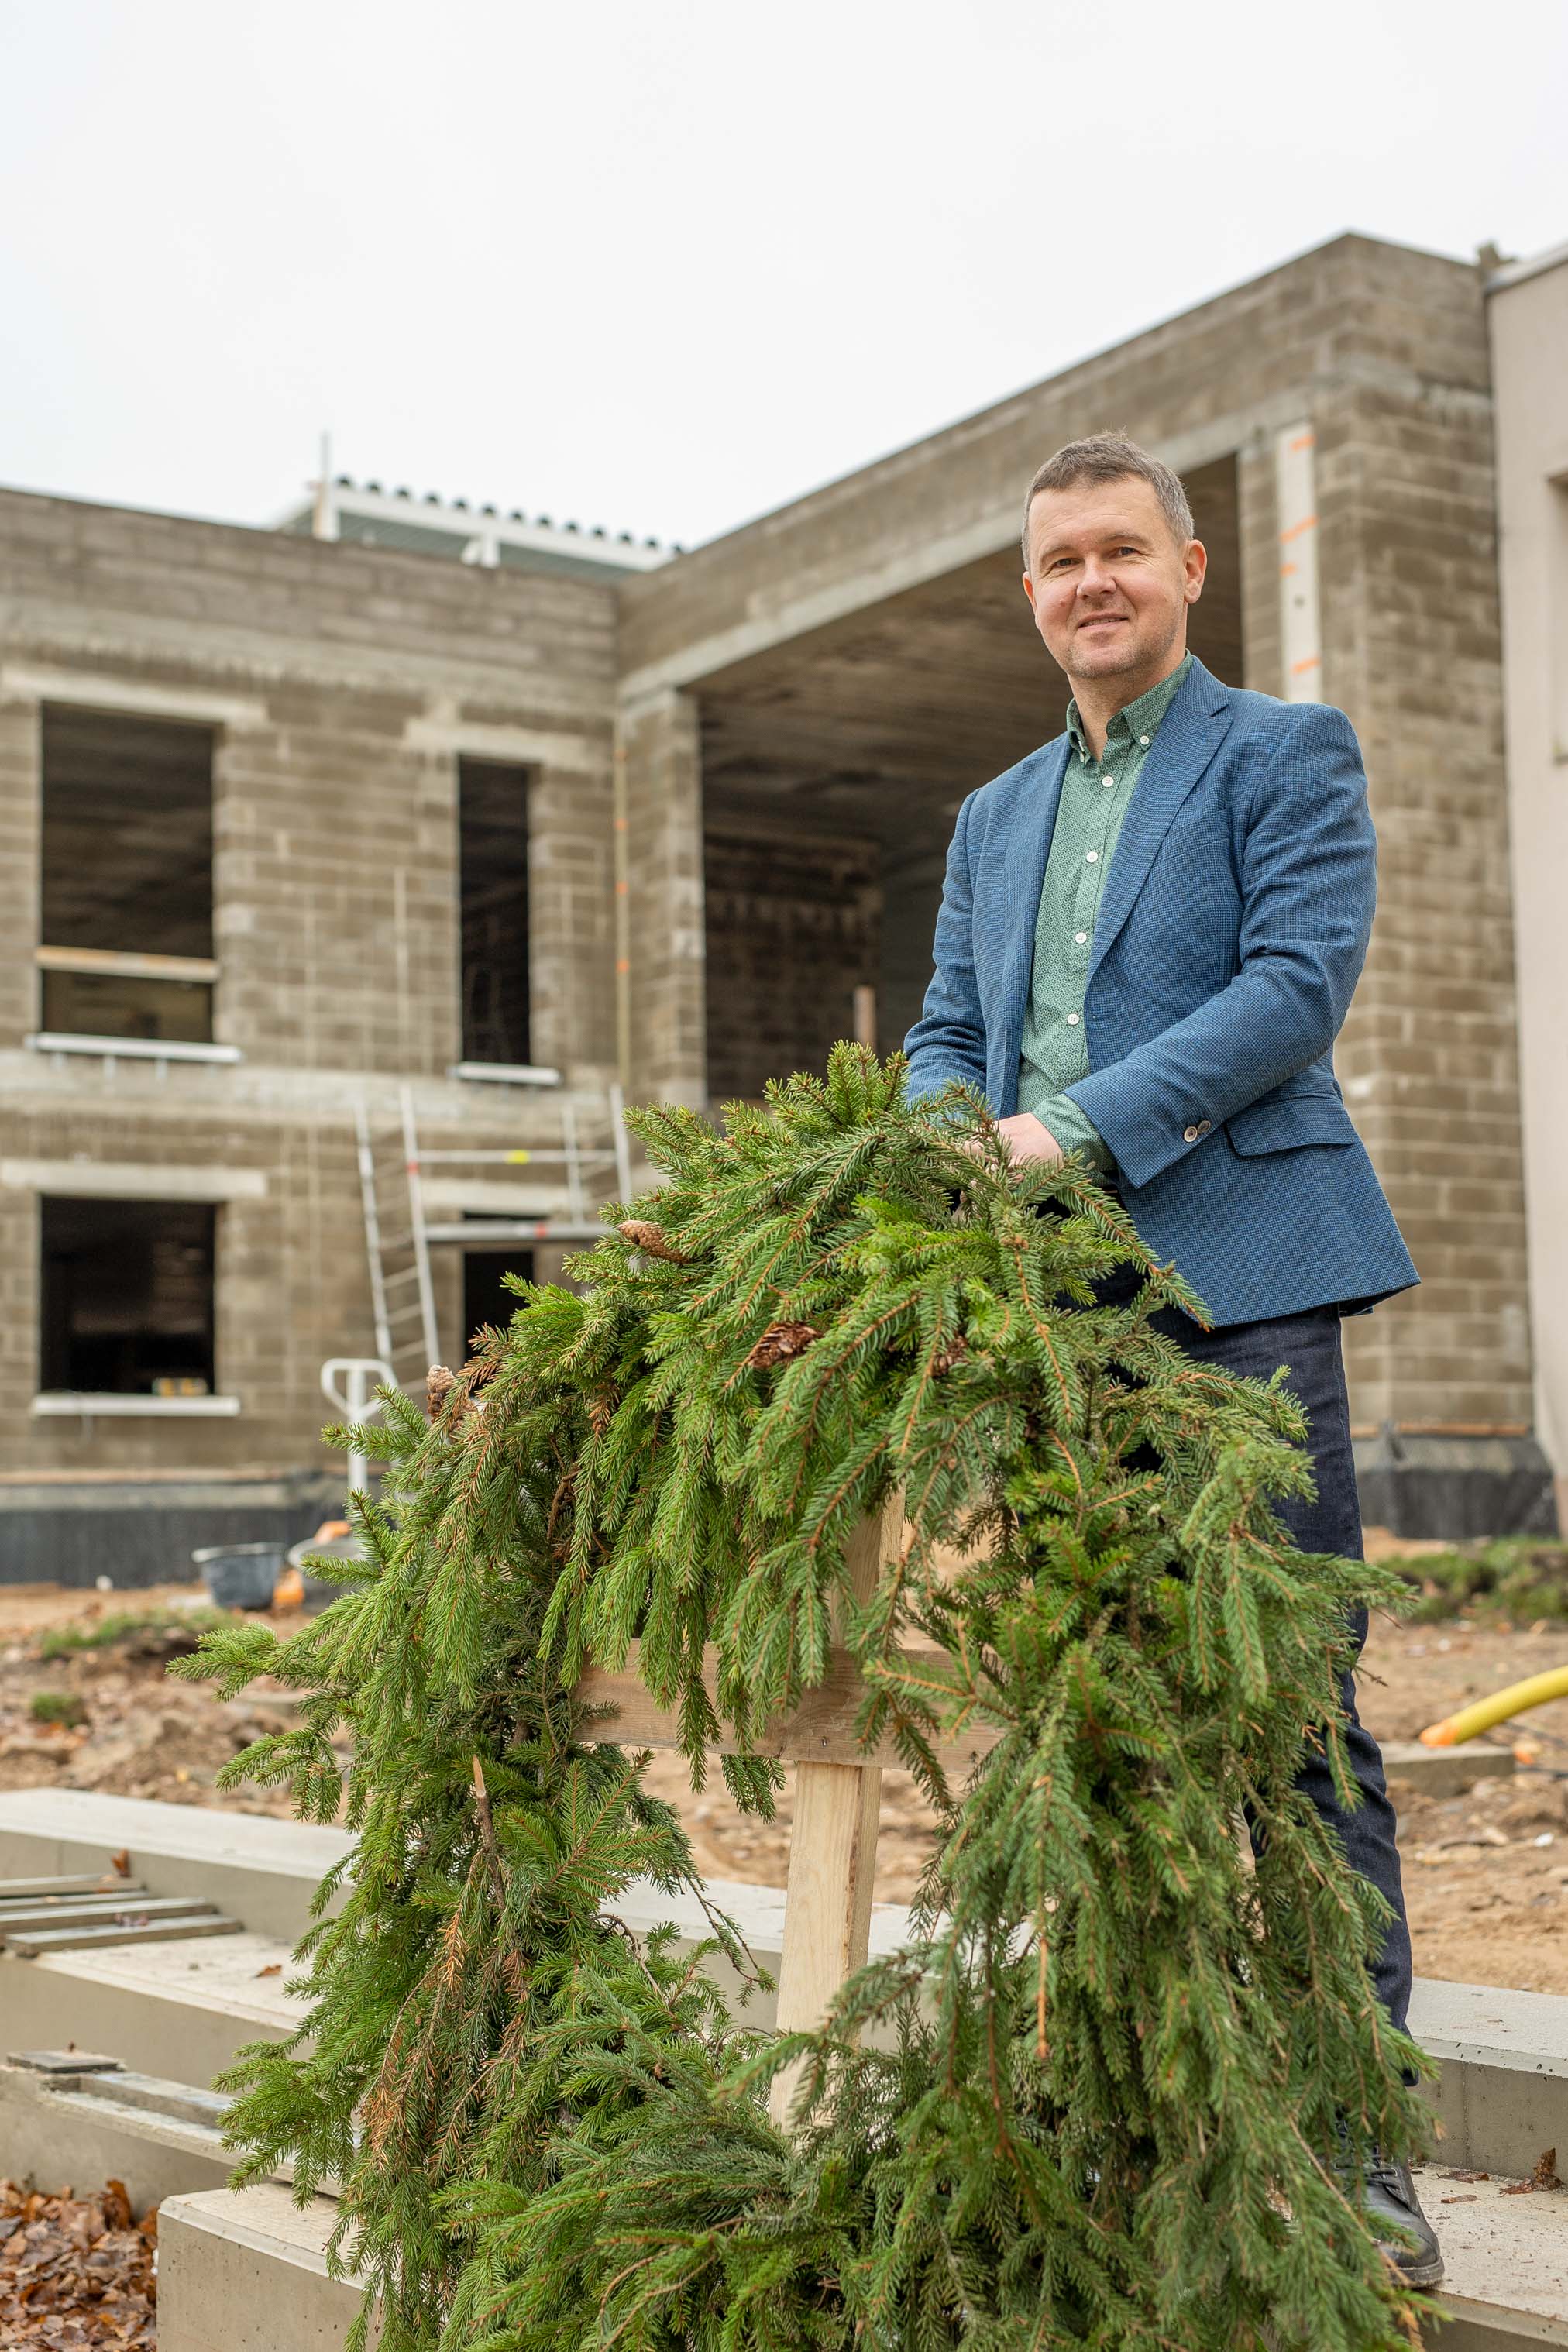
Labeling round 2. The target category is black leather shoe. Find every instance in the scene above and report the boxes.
[1362,2157,1443,2287]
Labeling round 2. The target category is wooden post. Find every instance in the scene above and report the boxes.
[571,1494,989,2134]
[767,1494,901,2130]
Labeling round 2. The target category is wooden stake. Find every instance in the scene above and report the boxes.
[768,1494,903,2132]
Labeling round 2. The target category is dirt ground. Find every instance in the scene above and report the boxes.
[3,1559,1567,1996]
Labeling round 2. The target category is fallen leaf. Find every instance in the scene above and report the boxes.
[1532,2146,1562,2192]
[254,1962,282,1978]
[1440,2194,1477,2204]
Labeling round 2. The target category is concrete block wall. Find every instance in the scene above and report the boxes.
[0,489,621,1480]
[703,822,879,1102]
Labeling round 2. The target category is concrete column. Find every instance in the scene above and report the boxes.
[528,760,616,1081]
[1236,438,1284,700]
[1308,338,1545,1529]
[619,688,706,1108]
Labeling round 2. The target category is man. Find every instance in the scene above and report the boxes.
[903,432,1439,2285]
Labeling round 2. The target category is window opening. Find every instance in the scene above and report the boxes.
[40,1198,217,1396]
[40,706,215,1044]
[458,759,531,1065]
[462,1237,535,1351]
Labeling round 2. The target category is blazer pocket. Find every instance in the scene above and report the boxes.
[1226,1093,1358,1156]
[1157,817,1233,865]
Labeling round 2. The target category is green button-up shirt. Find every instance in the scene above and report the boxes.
[1016,654,1193,1171]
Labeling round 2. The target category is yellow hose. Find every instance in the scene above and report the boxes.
[1419,1664,1568,1747]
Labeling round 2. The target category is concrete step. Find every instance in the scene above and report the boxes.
[6,1911,242,1955]
[0,1871,150,1900]
[1,1925,301,2086]
[158,2183,366,2352]
[0,1890,221,1936]
[0,2052,236,2213]
[156,2173,1568,2352]
[1412,1981,1568,2182]
[0,1789,353,1944]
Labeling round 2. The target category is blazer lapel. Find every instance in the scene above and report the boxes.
[1087,661,1233,985]
[992,738,1070,1111]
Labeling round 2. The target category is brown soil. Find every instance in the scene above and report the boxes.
[4,1563,1566,1996]
[0,1583,340,1820]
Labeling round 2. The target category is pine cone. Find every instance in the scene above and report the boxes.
[617,1219,689,1264]
[426,1364,457,1419]
[746,1320,821,1369]
[930,1332,969,1375]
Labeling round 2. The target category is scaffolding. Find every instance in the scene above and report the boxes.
[356,1083,631,1391]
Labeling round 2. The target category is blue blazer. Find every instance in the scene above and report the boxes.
[903,657,1418,1329]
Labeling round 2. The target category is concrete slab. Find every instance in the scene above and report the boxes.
[0,1928,302,2087]
[1384,1742,1519,1797]
[1418,2168,1568,2346]
[1411,1981,1568,2180]
[157,2183,367,2352]
[0,1790,352,1942]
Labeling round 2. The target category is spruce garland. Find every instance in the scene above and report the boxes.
[175,1046,1431,2350]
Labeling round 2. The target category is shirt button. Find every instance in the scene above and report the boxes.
[1139,734,1150,747]
[1065,1013,1080,1026]
[1085,849,1098,862]
[1102,775,1114,787]
[1075,931,1088,944]
[1183,1125,1199,1142]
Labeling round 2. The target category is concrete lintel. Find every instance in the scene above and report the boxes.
[0,662,269,731]
[401,710,609,774]
[0,1157,267,1202]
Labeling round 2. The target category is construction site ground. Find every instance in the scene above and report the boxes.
[2,1557,1567,1997]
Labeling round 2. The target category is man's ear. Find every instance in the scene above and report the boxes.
[1022,572,1037,611]
[1183,536,1208,607]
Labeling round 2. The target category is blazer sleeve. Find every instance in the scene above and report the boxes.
[903,788,990,1106]
[1062,705,1375,1188]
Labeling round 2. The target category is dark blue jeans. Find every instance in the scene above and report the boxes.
[1092,1267,1412,2030]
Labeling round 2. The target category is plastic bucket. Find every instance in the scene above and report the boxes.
[191,1542,285,1611]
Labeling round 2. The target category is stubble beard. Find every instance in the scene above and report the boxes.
[1062,610,1178,688]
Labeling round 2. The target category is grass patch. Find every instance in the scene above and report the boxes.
[28,1689,87,1728]
[37,1606,237,1662]
[1390,1537,1568,1623]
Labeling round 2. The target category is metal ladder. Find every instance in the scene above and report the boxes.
[355,1083,632,1388]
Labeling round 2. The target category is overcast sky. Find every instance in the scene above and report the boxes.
[2,0,1563,553]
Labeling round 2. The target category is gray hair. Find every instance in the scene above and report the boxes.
[1020,432,1194,569]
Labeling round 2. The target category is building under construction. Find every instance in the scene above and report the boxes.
[2,229,1565,1579]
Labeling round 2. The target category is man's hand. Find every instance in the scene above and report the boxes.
[995,1112,1065,1165]
[961,1112,1064,1168]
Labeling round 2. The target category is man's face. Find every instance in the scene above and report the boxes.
[1022,475,1205,686]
